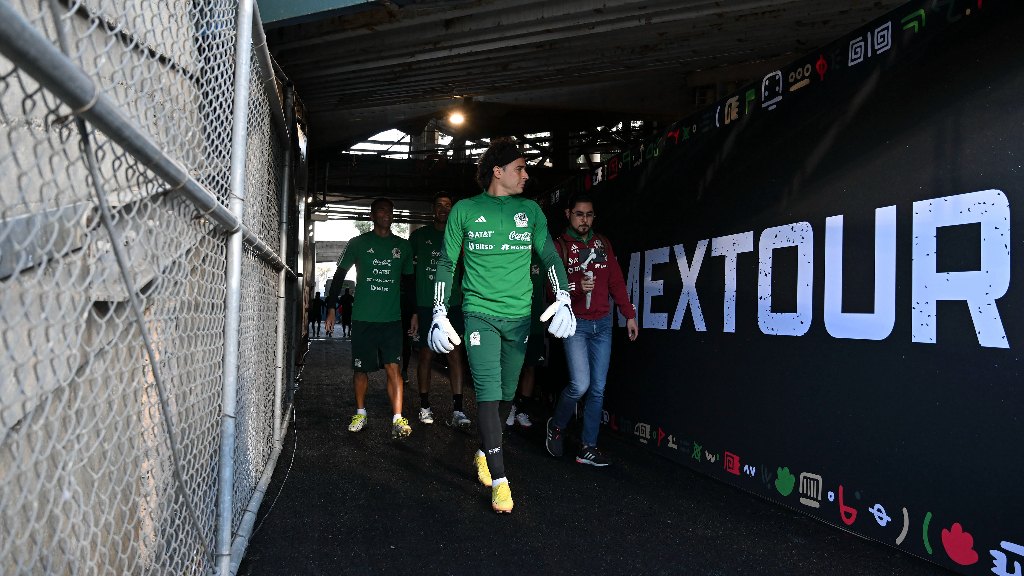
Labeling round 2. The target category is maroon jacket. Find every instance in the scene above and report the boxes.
[555,230,636,322]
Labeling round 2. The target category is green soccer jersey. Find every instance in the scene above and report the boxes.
[435,192,568,319]
[410,224,462,308]
[326,231,413,322]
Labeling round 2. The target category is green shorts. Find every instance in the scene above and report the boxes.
[351,320,403,372]
[524,330,547,366]
[416,306,464,349]
[463,312,530,402]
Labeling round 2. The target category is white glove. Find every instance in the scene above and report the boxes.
[540,289,576,338]
[428,304,462,353]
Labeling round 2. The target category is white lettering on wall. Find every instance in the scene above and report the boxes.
[644,247,670,329]
[671,240,707,331]
[912,189,1010,348]
[757,222,813,336]
[617,190,1010,348]
[824,206,896,340]
[711,232,754,333]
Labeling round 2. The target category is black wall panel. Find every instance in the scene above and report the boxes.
[551,1,1024,573]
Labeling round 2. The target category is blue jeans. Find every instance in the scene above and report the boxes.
[552,313,612,447]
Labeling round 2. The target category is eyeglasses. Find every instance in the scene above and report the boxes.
[571,211,595,219]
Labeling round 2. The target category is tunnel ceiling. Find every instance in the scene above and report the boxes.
[264,0,905,216]
[267,0,905,150]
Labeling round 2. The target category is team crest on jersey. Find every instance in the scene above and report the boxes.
[392,247,401,258]
[354,359,362,368]
[514,212,528,227]
[469,331,481,346]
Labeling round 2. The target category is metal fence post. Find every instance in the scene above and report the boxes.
[274,85,295,445]
[216,1,256,574]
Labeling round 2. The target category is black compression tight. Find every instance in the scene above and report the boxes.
[478,400,511,480]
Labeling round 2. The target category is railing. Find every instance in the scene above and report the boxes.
[0,1,301,574]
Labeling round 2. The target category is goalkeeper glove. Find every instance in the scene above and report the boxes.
[540,289,576,338]
[428,304,462,353]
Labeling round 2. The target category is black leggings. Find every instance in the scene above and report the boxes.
[478,400,511,480]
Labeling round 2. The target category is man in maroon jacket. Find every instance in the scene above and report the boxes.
[546,194,639,466]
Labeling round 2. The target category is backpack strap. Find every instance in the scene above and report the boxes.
[555,234,569,270]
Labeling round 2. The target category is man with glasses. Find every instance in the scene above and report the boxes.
[545,193,639,466]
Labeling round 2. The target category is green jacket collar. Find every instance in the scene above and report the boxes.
[566,228,594,243]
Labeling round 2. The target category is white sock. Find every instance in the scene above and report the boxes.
[491,477,508,486]
[356,408,366,416]
[393,414,402,423]
[475,449,485,457]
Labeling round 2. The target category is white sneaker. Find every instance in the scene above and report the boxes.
[418,407,434,424]
[450,410,471,430]
[514,412,533,428]
[505,405,517,427]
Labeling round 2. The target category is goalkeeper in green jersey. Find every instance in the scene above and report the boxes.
[428,138,576,513]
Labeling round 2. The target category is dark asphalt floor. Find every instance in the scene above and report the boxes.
[237,335,954,576]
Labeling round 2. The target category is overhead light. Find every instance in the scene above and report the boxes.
[449,111,465,125]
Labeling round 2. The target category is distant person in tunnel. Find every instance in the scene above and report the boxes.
[545,193,639,466]
[409,191,472,430]
[428,137,575,513]
[338,287,354,339]
[308,291,325,338]
[326,198,415,439]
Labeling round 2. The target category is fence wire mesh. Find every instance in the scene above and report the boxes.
[1,1,295,574]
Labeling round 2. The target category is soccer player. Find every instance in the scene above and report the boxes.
[326,198,415,439]
[428,138,575,513]
[408,191,471,429]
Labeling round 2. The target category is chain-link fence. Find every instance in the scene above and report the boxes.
[0,1,300,574]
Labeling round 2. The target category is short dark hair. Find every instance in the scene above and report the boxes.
[433,190,455,205]
[568,193,594,211]
[370,197,394,211]
[476,137,524,190]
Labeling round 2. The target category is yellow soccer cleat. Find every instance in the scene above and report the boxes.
[491,482,513,514]
[391,417,412,439]
[348,413,367,432]
[474,453,492,487]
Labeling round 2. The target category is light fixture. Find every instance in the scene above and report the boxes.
[448,111,465,125]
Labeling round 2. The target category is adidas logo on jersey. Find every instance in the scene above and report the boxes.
[366,248,375,253]
[475,216,487,223]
